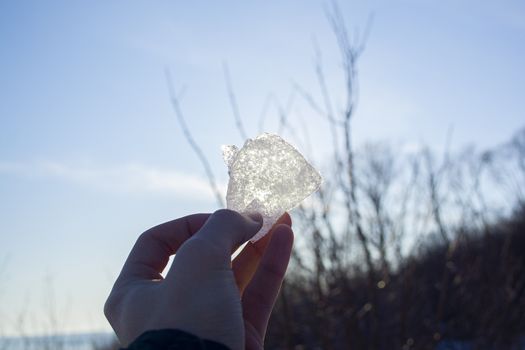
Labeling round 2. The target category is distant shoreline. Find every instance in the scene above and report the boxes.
[0,332,116,350]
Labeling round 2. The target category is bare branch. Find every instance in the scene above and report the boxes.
[223,62,248,140]
[276,89,297,135]
[423,148,449,244]
[165,68,225,207]
[292,82,330,121]
[257,93,274,133]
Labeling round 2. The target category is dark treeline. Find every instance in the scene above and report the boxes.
[261,123,525,349]
[268,201,525,349]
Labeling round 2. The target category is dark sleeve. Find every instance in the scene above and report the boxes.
[122,329,230,350]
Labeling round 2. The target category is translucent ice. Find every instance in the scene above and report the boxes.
[222,133,322,242]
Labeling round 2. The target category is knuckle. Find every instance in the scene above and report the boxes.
[181,236,224,259]
[132,231,151,250]
[262,260,286,281]
[103,294,118,321]
[179,236,229,268]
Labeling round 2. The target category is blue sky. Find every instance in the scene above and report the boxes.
[0,0,524,335]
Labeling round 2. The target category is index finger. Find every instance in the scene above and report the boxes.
[116,213,210,285]
[242,224,294,338]
[232,212,292,293]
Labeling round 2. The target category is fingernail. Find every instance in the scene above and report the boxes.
[246,212,263,224]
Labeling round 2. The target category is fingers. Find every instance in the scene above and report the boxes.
[242,224,294,338]
[232,212,292,294]
[196,209,263,250]
[116,213,210,284]
[167,209,263,277]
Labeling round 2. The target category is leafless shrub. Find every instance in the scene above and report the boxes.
[167,2,525,348]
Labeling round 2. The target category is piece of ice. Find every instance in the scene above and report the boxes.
[223,133,322,242]
[221,145,238,168]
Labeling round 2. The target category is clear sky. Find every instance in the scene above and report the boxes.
[0,0,524,336]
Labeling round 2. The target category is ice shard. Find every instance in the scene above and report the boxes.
[223,133,322,242]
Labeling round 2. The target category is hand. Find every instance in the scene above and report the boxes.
[104,209,294,350]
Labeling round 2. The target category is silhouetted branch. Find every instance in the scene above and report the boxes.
[257,93,274,134]
[165,68,225,207]
[223,62,248,140]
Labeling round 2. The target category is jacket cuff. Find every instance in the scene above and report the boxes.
[122,329,230,350]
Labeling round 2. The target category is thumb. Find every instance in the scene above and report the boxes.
[195,209,263,250]
[169,209,263,274]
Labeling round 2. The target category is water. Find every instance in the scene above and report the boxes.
[3,334,523,350]
[0,332,117,350]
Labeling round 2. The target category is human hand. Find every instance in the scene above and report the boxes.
[104,209,294,350]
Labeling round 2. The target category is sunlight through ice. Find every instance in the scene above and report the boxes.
[222,133,322,242]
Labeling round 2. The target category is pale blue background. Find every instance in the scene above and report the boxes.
[0,0,524,335]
